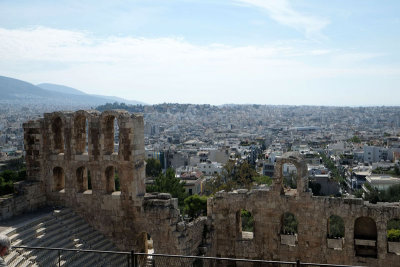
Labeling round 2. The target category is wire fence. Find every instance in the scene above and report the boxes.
[9,246,365,267]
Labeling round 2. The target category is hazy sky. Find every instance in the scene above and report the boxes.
[0,0,399,105]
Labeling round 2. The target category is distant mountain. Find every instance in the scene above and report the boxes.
[37,83,86,95]
[0,76,56,99]
[37,82,145,105]
[0,76,145,107]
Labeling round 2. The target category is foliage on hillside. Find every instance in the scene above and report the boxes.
[96,102,145,113]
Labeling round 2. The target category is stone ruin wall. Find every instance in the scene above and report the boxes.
[20,110,206,256]
[9,109,400,266]
[207,154,400,266]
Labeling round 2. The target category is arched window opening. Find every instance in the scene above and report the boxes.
[53,167,65,192]
[76,166,89,193]
[237,209,254,240]
[74,115,88,154]
[283,163,297,196]
[104,116,118,155]
[387,219,400,254]
[327,215,345,250]
[354,217,377,258]
[52,117,64,153]
[105,166,120,193]
[280,212,298,246]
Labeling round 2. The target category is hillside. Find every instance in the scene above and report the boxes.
[0,76,145,107]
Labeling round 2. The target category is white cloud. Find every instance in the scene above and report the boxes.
[234,0,330,38]
[0,26,398,105]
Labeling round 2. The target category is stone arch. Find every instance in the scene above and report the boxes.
[105,165,119,193]
[51,116,64,153]
[354,217,377,258]
[101,113,121,155]
[328,215,345,238]
[53,166,65,192]
[73,112,88,154]
[274,153,308,195]
[76,166,88,193]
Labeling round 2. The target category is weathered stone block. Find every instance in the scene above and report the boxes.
[281,234,297,246]
[327,238,344,250]
[388,242,400,255]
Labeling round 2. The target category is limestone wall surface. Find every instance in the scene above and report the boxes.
[0,181,46,220]
[19,110,205,256]
[206,154,400,266]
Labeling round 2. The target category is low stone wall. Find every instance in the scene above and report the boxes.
[0,181,46,220]
[207,188,400,266]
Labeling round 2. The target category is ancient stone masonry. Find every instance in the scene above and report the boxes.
[19,110,206,256]
[206,153,400,266]
[13,110,400,266]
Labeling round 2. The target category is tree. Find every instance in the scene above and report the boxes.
[146,158,162,177]
[328,215,345,238]
[282,213,298,234]
[184,195,208,218]
[241,209,254,232]
[146,168,188,206]
[204,161,271,195]
[348,136,361,143]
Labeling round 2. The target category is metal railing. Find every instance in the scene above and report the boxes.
[10,246,366,267]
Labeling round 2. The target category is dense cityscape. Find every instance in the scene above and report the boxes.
[2,102,400,200]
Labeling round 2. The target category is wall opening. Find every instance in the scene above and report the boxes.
[138,232,154,266]
[52,117,64,153]
[103,115,119,155]
[280,212,298,246]
[74,115,88,154]
[328,215,345,238]
[282,163,297,196]
[76,166,91,193]
[281,212,298,235]
[53,166,65,192]
[354,217,377,258]
[387,218,400,254]
[237,209,254,240]
[105,166,120,194]
[87,170,92,190]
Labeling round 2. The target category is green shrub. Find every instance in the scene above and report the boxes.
[241,209,254,232]
[387,229,400,242]
[184,195,208,218]
[282,212,298,234]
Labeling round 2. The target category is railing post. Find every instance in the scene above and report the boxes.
[58,249,61,267]
[296,259,300,267]
[131,250,135,267]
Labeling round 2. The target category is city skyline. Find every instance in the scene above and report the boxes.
[0,0,399,106]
